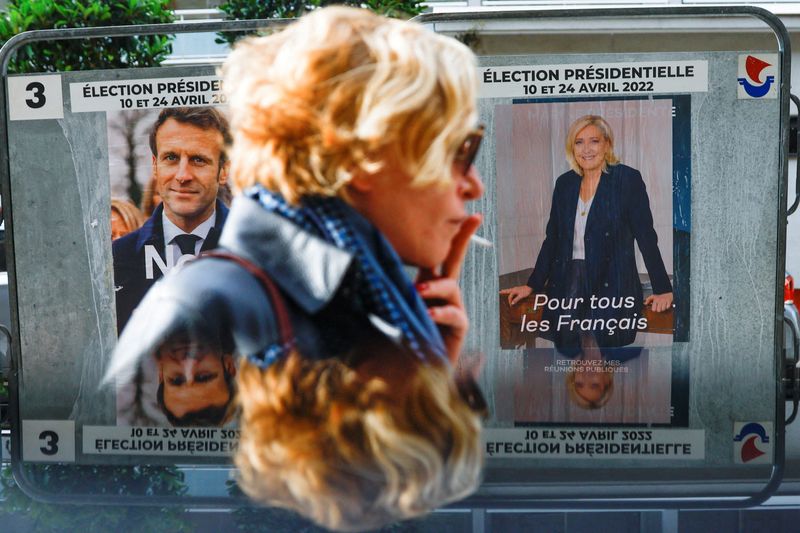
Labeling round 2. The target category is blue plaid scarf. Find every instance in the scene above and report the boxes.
[251,186,448,363]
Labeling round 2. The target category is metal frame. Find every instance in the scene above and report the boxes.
[0,6,792,510]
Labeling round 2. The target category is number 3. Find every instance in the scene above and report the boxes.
[25,81,46,109]
[39,430,59,455]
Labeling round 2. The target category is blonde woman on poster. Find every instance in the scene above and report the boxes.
[501,115,673,363]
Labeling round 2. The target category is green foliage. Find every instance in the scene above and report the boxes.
[215,0,425,46]
[0,0,176,74]
[0,464,190,532]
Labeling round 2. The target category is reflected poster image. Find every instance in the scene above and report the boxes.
[496,95,690,426]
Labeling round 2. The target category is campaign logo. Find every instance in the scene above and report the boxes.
[737,54,778,99]
[144,244,194,279]
[733,422,772,464]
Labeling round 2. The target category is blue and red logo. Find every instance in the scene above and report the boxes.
[733,422,771,463]
[738,55,777,99]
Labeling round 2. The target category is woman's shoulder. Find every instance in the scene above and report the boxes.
[607,163,643,180]
[556,168,580,180]
[553,169,580,189]
[605,165,648,201]
[105,255,282,390]
[146,256,262,310]
[133,255,281,352]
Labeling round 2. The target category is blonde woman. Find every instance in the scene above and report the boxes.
[108,7,486,531]
[566,355,615,410]
[501,115,672,359]
[110,198,145,240]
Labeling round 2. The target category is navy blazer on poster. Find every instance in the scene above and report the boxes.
[112,199,229,333]
[526,164,672,352]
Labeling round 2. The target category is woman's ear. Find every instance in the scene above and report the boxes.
[348,171,373,193]
[349,145,396,194]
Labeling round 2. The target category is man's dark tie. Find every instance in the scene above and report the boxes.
[173,234,201,256]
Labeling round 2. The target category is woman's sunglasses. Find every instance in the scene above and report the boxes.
[454,124,485,176]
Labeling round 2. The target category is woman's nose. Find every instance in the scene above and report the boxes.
[459,165,484,200]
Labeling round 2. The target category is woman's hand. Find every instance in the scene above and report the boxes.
[499,285,533,306]
[416,214,482,365]
[645,292,673,313]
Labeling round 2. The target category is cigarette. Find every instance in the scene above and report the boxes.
[470,234,493,248]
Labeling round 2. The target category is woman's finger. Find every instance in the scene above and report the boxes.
[500,287,519,305]
[646,293,674,313]
[417,278,461,306]
[441,213,483,280]
[418,214,483,283]
[428,304,468,332]
[501,287,519,305]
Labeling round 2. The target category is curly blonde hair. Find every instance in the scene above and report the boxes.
[221,7,478,203]
[235,352,483,532]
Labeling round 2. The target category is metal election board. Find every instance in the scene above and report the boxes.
[0,7,790,506]
[418,6,789,507]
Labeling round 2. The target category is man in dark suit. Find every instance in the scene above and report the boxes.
[113,107,231,333]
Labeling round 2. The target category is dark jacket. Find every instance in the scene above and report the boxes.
[112,200,229,333]
[106,196,397,383]
[526,164,672,352]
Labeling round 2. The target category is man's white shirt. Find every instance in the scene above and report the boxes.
[162,210,216,265]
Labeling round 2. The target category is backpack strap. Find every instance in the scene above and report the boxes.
[201,250,294,347]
